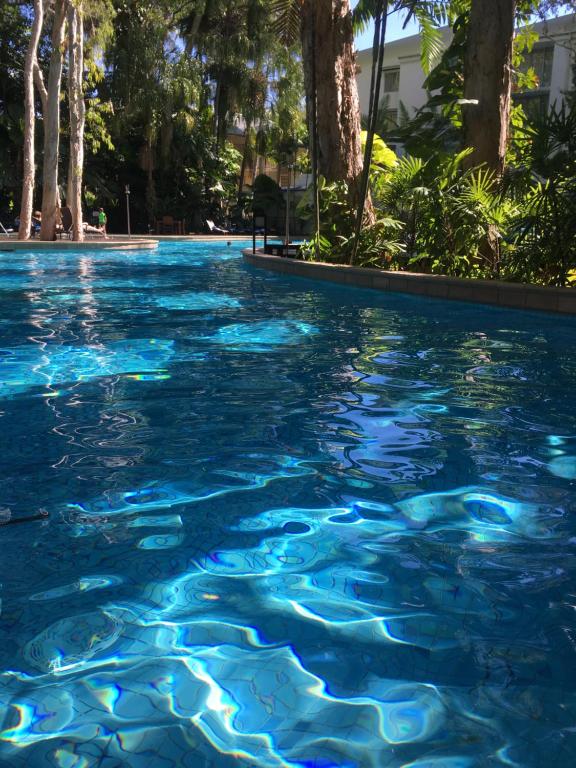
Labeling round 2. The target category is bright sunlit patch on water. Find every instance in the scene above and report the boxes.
[401,759,475,768]
[205,319,319,351]
[125,373,171,381]
[396,487,550,539]
[24,610,124,673]
[53,748,92,768]
[0,339,175,398]
[548,455,576,480]
[155,292,241,311]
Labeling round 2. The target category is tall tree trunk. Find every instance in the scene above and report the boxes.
[301,2,315,158]
[300,2,320,249]
[237,120,251,200]
[216,81,229,148]
[34,55,48,112]
[18,0,44,241]
[213,75,223,143]
[350,1,387,264]
[40,0,68,241]
[144,137,156,225]
[463,0,516,175]
[68,1,85,242]
[251,151,258,185]
[303,0,366,211]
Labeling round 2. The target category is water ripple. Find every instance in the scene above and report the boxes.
[0,241,575,767]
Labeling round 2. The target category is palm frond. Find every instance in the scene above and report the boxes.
[270,0,302,45]
[415,12,444,74]
[352,0,383,32]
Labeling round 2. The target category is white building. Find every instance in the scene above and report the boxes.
[356,13,576,135]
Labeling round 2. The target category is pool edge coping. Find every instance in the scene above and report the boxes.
[242,249,576,316]
[0,237,160,252]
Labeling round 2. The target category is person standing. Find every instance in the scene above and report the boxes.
[98,207,108,239]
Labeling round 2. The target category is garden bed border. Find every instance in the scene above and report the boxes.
[243,249,576,315]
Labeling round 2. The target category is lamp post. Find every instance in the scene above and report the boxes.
[284,158,295,251]
[125,184,131,239]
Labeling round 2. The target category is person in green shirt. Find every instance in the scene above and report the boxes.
[98,207,108,239]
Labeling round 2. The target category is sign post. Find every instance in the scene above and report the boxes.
[125,185,131,239]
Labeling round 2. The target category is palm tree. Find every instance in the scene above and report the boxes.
[181,0,273,147]
[273,0,365,200]
[107,1,202,224]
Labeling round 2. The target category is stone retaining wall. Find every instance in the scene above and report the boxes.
[243,249,576,315]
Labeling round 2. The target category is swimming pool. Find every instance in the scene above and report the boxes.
[0,240,575,767]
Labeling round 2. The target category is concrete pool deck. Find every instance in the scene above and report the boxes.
[243,249,576,315]
[0,234,257,252]
[0,235,160,251]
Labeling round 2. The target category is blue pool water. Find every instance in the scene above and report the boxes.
[0,241,575,768]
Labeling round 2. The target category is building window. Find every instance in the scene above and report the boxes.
[383,68,400,93]
[513,91,550,119]
[520,45,554,89]
[385,109,399,130]
[376,108,399,136]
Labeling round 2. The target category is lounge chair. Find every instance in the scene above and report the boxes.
[0,222,14,236]
[57,206,73,239]
[206,219,229,235]
[83,222,104,237]
[156,215,184,235]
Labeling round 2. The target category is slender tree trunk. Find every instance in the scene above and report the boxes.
[305,0,366,211]
[300,2,320,250]
[33,60,48,112]
[251,129,260,184]
[213,75,223,142]
[350,1,387,264]
[188,0,207,40]
[40,0,68,241]
[68,1,85,241]
[237,120,251,200]
[301,2,315,156]
[67,155,73,208]
[144,137,156,225]
[18,0,44,241]
[463,0,516,175]
[216,82,229,147]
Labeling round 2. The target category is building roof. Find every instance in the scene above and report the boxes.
[356,12,576,58]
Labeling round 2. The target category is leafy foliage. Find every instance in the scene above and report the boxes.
[0,2,28,218]
[374,150,518,276]
[297,175,405,267]
[504,102,576,285]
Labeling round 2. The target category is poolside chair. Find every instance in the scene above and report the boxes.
[57,206,73,239]
[206,219,229,235]
[0,221,13,236]
[83,222,104,237]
